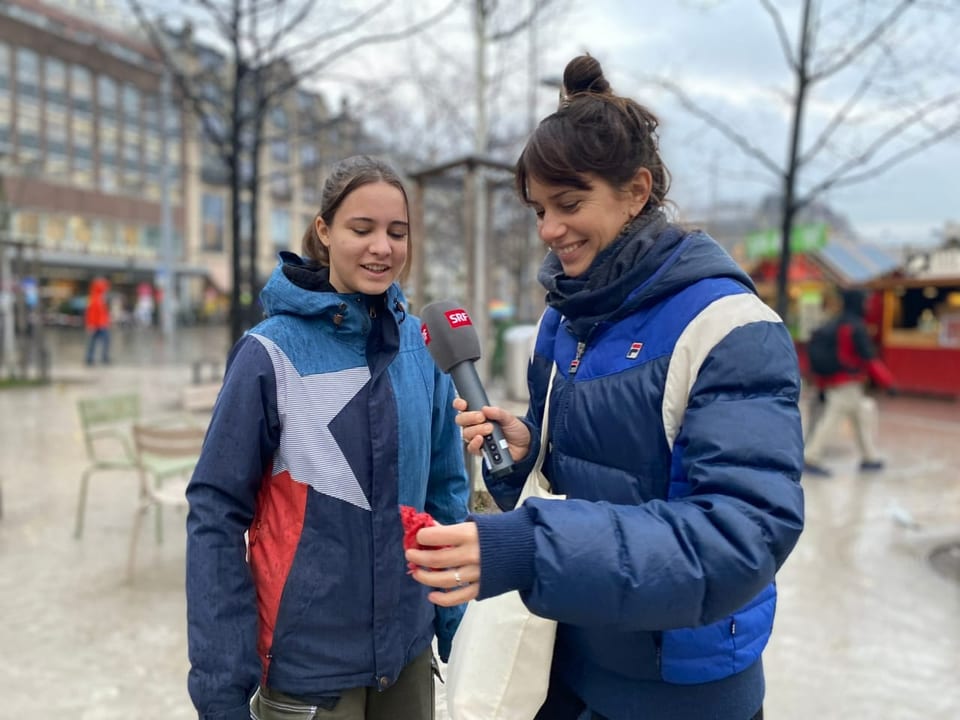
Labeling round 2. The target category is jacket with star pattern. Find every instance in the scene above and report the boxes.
[186,253,469,720]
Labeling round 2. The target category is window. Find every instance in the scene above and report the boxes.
[16,97,41,162]
[46,104,69,175]
[122,224,142,251]
[0,93,11,151]
[271,105,288,129]
[122,133,140,186]
[271,139,289,164]
[201,193,225,252]
[0,42,9,90]
[271,208,291,251]
[45,57,67,106]
[16,48,39,98]
[14,212,41,239]
[71,65,92,113]
[97,75,117,115]
[122,83,139,121]
[99,116,118,163]
[69,215,93,248]
[45,215,67,249]
[300,142,318,168]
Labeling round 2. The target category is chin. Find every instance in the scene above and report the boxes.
[357,278,395,295]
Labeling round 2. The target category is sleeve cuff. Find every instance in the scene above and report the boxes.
[471,507,537,600]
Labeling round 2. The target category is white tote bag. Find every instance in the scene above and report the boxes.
[446,365,564,720]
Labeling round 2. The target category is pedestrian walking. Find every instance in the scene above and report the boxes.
[406,54,804,720]
[83,277,110,366]
[803,288,896,477]
[185,155,470,720]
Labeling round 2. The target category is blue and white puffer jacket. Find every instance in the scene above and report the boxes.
[186,254,469,720]
[473,222,805,720]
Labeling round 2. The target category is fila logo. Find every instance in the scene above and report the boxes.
[420,324,431,345]
[626,342,644,360]
[444,309,473,328]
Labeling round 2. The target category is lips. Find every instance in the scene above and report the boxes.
[553,239,586,258]
[362,264,390,274]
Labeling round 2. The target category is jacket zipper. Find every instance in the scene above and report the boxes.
[568,341,586,376]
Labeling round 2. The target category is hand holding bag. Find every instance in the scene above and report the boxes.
[446,364,563,720]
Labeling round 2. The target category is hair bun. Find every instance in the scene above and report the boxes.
[562,54,611,96]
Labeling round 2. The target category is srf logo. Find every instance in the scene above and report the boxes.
[444,309,473,328]
[420,324,431,345]
[626,342,643,359]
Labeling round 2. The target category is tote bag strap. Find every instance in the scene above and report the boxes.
[532,362,558,474]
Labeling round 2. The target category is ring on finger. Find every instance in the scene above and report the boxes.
[454,568,468,587]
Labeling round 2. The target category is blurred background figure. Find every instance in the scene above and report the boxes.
[134,282,155,328]
[803,288,896,477]
[83,277,111,366]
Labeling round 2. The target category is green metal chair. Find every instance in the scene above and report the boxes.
[127,422,205,581]
[75,393,142,539]
[76,392,205,539]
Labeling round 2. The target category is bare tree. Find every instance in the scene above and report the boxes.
[126,0,458,344]
[653,0,960,319]
[358,0,565,328]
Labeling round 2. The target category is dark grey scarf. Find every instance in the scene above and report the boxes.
[537,211,668,339]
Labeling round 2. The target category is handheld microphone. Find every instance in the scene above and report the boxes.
[420,300,516,479]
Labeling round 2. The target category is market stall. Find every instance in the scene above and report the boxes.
[867,241,960,398]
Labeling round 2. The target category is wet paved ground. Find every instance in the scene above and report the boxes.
[1,325,958,719]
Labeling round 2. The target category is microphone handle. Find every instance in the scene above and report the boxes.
[449,362,516,479]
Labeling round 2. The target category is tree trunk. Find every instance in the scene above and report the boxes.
[776,0,813,323]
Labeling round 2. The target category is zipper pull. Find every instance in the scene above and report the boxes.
[569,341,586,375]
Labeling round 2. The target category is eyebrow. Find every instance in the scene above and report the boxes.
[347,217,409,227]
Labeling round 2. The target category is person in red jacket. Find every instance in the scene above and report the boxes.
[804,288,895,476]
[84,277,111,366]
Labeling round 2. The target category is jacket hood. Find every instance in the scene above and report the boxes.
[540,217,755,338]
[89,278,110,297]
[259,252,408,322]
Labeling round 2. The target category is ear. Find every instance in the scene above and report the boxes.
[315,216,331,247]
[627,168,653,216]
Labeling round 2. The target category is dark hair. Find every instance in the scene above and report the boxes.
[302,155,412,277]
[516,54,671,214]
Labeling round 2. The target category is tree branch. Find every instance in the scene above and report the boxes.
[126,0,231,155]
[259,0,460,110]
[802,119,960,203]
[758,0,799,72]
[801,92,960,200]
[488,0,554,42]
[809,0,915,82]
[262,0,393,62]
[651,76,783,178]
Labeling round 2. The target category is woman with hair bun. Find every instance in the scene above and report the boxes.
[407,55,804,720]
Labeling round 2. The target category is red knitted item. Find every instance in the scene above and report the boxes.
[399,505,438,573]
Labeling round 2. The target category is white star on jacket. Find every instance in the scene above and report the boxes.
[252,333,372,511]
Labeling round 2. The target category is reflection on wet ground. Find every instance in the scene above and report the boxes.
[1,327,957,719]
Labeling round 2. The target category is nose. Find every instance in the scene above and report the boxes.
[538,213,565,243]
[369,230,392,256]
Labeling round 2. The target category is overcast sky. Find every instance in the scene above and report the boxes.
[533,0,960,247]
[145,0,958,248]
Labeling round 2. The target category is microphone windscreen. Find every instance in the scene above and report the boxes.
[420,300,482,373]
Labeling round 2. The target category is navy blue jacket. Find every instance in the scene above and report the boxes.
[473,225,804,720]
[186,256,469,720]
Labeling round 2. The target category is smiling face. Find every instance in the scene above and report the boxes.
[526,171,652,278]
[315,181,409,295]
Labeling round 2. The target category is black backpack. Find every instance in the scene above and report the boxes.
[807,320,842,376]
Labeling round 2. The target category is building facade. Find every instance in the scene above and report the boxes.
[0,0,359,326]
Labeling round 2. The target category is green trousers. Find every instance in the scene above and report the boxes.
[249,648,435,720]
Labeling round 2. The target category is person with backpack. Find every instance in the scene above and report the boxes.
[803,288,896,477]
